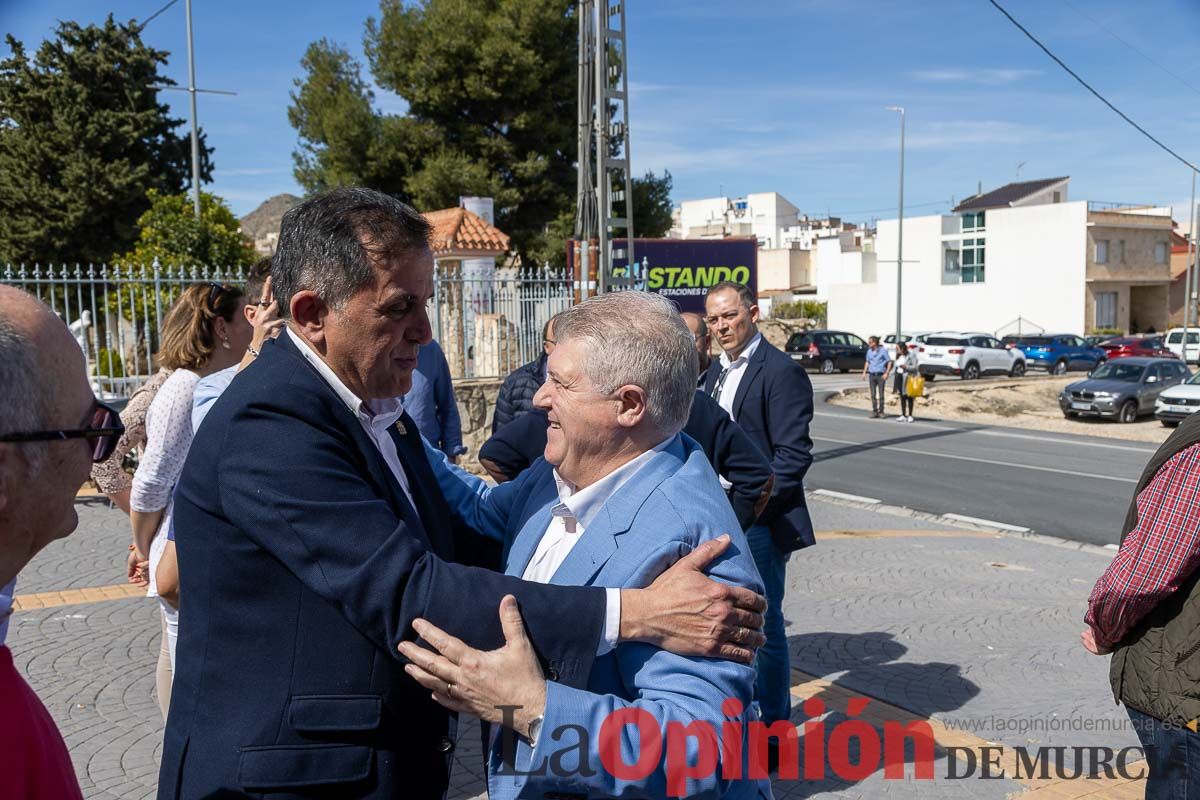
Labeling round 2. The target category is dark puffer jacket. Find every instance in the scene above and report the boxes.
[491,354,547,432]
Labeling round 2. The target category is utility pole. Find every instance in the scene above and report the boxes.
[1184,172,1195,362]
[149,0,236,220]
[575,0,635,295]
[185,0,201,219]
[886,106,905,340]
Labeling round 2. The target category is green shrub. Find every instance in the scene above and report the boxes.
[771,299,827,325]
[95,348,125,379]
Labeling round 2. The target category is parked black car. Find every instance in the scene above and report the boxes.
[1058,357,1191,423]
[786,329,869,374]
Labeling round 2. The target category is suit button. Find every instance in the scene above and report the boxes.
[547,665,560,681]
[438,736,455,754]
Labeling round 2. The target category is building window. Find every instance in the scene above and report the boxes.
[1096,291,1117,329]
[1053,191,1061,203]
[1156,242,1168,264]
[1096,239,1109,264]
[943,246,961,284]
[1117,240,1125,264]
[961,238,985,283]
[962,211,985,233]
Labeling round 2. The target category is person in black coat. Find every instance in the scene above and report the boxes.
[703,280,815,732]
[479,390,773,531]
[491,318,555,432]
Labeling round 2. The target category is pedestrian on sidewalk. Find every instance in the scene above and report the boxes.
[861,336,892,418]
[1082,409,1200,795]
[893,341,918,422]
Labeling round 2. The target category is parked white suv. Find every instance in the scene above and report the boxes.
[884,331,932,364]
[1165,327,1200,364]
[918,332,1027,380]
[1155,369,1200,427]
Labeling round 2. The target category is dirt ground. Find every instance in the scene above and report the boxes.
[828,374,1176,443]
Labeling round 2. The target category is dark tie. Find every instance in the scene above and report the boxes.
[711,365,733,401]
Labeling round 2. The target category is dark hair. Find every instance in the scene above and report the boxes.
[272,188,432,319]
[706,280,755,309]
[896,341,908,355]
[869,335,880,345]
[157,283,244,370]
[244,257,272,302]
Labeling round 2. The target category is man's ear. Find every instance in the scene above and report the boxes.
[290,291,328,346]
[614,385,648,429]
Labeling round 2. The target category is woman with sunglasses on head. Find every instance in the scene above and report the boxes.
[130,282,251,719]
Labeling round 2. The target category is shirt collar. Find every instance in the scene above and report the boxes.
[286,327,404,427]
[719,332,763,369]
[551,435,674,530]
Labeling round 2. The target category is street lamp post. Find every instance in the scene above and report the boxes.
[886,106,906,341]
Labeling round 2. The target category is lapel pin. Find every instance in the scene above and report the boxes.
[396,420,407,435]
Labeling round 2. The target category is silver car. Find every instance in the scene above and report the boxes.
[1059,357,1192,423]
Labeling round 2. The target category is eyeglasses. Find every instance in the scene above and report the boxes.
[0,401,125,463]
[207,282,231,312]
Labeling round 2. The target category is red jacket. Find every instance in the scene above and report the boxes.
[0,645,83,800]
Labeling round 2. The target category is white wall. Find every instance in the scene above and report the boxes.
[679,197,731,234]
[827,201,1088,338]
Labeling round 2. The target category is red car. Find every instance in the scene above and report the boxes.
[1098,335,1179,361]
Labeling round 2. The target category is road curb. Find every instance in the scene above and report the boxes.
[806,489,1115,557]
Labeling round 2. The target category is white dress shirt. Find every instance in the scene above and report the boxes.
[286,328,416,512]
[288,328,622,653]
[519,439,671,654]
[712,332,763,488]
[713,332,762,420]
[523,439,672,584]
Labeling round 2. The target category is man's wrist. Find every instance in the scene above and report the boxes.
[618,588,645,642]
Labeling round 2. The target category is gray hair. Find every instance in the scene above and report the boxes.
[553,291,697,436]
[0,315,47,472]
[272,187,432,318]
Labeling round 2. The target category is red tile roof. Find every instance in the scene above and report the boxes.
[423,207,511,255]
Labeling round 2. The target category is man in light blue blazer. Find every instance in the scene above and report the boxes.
[401,291,773,799]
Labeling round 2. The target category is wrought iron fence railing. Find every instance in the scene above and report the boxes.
[2,261,575,397]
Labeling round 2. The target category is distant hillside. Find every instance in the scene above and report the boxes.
[240,193,301,242]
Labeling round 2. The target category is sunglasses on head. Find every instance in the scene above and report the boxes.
[0,401,125,463]
[207,282,232,312]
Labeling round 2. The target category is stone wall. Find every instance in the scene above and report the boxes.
[453,377,504,475]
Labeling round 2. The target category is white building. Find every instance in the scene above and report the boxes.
[673,192,865,303]
[826,177,1176,339]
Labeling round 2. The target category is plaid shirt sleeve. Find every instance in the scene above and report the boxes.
[1085,442,1200,651]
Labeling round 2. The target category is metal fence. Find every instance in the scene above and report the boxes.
[1,261,575,398]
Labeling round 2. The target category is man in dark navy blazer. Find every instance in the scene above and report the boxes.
[159,189,767,800]
[703,281,815,732]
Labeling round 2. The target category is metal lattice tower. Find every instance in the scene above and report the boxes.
[575,0,635,294]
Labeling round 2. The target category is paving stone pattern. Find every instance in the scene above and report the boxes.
[9,500,1136,799]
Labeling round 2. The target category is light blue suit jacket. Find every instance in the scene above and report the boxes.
[425,434,771,799]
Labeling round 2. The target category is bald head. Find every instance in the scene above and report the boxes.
[0,286,95,586]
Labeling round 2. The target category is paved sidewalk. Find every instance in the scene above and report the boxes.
[8,496,1143,799]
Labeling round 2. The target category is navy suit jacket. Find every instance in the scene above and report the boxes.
[703,336,816,551]
[479,391,772,531]
[158,332,606,800]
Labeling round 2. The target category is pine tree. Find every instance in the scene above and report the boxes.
[0,16,212,265]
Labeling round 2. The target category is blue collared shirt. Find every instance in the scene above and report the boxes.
[865,345,891,374]
[192,365,238,433]
[402,339,466,457]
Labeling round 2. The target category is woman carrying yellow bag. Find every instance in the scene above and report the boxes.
[898,342,922,421]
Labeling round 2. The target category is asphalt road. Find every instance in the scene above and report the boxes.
[805,374,1158,545]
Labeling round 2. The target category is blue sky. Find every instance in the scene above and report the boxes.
[3,0,1199,224]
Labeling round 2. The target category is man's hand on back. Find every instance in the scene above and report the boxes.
[620,534,767,664]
